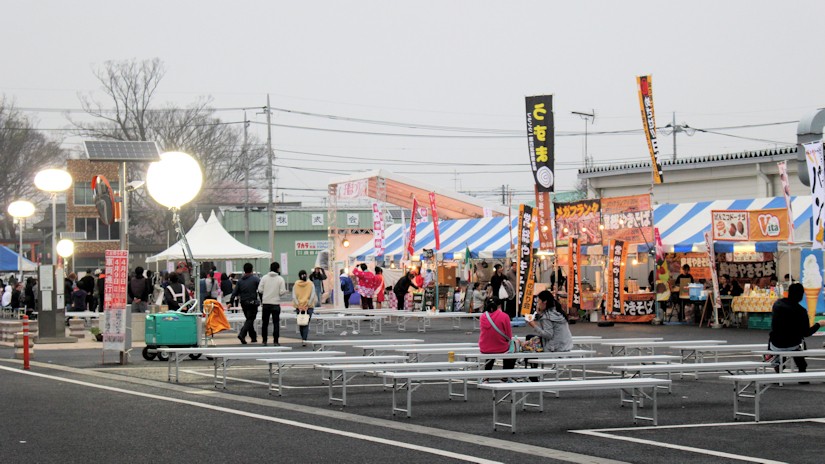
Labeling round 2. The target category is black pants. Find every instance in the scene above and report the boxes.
[261,304,281,344]
[484,358,516,370]
[239,302,258,341]
[361,296,374,309]
[395,292,405,310]
[343,293,352,309]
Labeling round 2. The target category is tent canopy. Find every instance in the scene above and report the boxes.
[146,211,271,263]
[647,195,811,253]
[0,245,37,272]
[350,216,538,261]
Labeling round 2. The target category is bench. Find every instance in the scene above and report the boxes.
[381,368,556,418]
[752,349,825,373]
[157,346,292,382]
[312,315,385,335]
[65,311,101,325]
[675,344,765,363]
[720,372,825,421]
[603,339,727,356]
[258,355,408,395]
[394,311,481,332]
[458,350,595,368]
[478,377,671,432]
[315,361,478,405]
[396,346,482,362]
[611,361,771,393]
[205,351,347,388]
[536,355,680,380]
[355,342,478,356]
[307,338,424,351]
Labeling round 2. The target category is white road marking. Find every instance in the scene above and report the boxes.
[0,365,499,464]
[577,417,825,432]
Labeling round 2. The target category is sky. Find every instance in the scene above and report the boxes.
[3,1,825,208]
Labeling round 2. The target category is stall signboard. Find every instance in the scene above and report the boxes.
[568,237,581,310]
[803,141,825,249]
[620,294,656,321]
[712,209,789,242]
[607,239,626,315]
[103,249,128,352]
[637,75,663,184]
[535,186,554,251]
[295,240,329,256]
[372,202,384,256]
[711,210,748,241]
[601,194,653,245]
[665,253,712,280]
[525,95,555,192]
[336,179,368,199]
[555,199,601,246]
[717,260,776,280]
[517,205,537,315]
[799,249,824,324]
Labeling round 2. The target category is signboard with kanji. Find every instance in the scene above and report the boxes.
[103,249,128,352]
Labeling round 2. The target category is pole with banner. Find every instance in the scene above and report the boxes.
[704,232,722,328]
[525,95,555,192]
[804,141,825,249]
[637,75,664,184]
[517,205,537,315]
[607,239,625,318]
[103,250,129,364]
[407,197,419,258]
[568,237,581,314]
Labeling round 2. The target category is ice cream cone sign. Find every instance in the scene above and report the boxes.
[801,253,823,326]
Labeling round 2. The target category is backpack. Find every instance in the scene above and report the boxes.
[501,280,515,299]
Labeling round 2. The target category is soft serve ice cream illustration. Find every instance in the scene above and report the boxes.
[802,255,823,325]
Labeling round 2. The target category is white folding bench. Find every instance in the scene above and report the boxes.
[478,377,671,432]
[313,315,385,335]
[752,349,825,373]
[395,311,481,332]
[258,355,408,395]
[307,338,424,351]
[316,361,478,406]
[675,344,765,363]
[458,350,595,369]
[611,361,771,393]
[382,368,556,418]
[604,340,727,356]
[720,372,825,421]
[157,346,292,382]
[208,351,347,388]
[355,342,478,356]
[536,355,680,380]
[397,346,481,362]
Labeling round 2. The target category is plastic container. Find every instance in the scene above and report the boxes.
[145,311,199,346]
[688,283,704,301]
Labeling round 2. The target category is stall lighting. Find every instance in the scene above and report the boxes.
[581,226,588,233]
[563,227,569,234]
[342,238,350,248]
[598,224,605,230]
[541,225,549,232]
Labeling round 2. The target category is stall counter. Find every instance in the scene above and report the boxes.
[731,295,777,313]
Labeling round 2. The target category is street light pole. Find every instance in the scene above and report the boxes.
[8,200,35,283]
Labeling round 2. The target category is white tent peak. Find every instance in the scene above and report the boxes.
[146,213,271,263]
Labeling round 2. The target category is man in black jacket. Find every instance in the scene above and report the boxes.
[232,263,261,344]
[769,283,825,372]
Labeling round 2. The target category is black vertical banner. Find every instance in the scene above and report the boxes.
[608,239,625,315]
[525,95,555,192]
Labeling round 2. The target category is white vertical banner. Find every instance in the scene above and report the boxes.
[777,160,795,243]
[280,252,288,276]
[224,261,233,275]
[703,232,722,312]
[372,202,385,256]
[804,141,825,249]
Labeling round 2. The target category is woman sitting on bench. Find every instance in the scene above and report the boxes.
[526,290,573,352]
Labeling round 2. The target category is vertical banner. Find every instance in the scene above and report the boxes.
[280,252,288,276]
[534,186,554,251]
[525,95,555,192]
[636,75,664,184]
[704,232,722,311]
[407,197,419,257]
[102,250,128,352]
[607,240,625,315]
[804,141,825,248]
[517,205,537,315]
[429,192,441,250]
[800,248,824,325]
[777,161,795,243]
[372,202,385,256]
[568,237,581,310]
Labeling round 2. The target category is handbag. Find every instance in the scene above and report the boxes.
[296,310,310,326]
[485,312,517,353]
[498,286,508,300]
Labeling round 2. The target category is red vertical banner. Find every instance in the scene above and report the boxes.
[103,249,128,352]
[429,192,440,250]
[534,186,554,251]
[372,202,384,256]
[407,197,419,257]
[607,240,625,315]
[568,237,581,310]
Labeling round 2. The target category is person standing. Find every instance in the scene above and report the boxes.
[503,261,519,319]
[293,270,318,346]
[128,267,151,313]
[339,269,354,309]
[490,264,508,316]
[220,271,234,307]
[392,270,418,310]
[95,269,105,311]
[478,299,516,371]
[232,263,261,344]
[258,262,287,346]
[78,270,96,312]
[164,273,186,311]
[526,290,573,352]
[351,264,378,309]
[24,277,37,319]
[374,266,386,309]
[768,283,825,373]
[309,267,327,308]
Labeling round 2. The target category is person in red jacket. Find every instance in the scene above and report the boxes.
[478,299,516,371]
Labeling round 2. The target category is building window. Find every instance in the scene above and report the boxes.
[74,181,120,206]
[75,217,120,241]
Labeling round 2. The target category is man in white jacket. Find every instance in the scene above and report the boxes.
[258,262,288,346]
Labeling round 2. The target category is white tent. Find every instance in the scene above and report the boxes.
[145,211,271,263]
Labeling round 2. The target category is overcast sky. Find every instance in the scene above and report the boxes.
[3,1,824,207]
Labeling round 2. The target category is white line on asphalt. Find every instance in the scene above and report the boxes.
[576,417,825,432]
[0,365,500,464]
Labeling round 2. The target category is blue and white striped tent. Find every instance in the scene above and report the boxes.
[350,216,539,261]
[649,195,812,253]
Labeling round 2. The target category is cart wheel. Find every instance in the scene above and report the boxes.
[157,350,170,362]
[142,346,156,361]
[188,353,202,360]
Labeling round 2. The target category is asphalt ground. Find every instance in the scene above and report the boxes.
[2,316,825,463]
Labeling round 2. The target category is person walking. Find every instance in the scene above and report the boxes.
[232,263,261,345]
[293,270,317,346]
[309,267,327,308]
[339,269,354,309]
[351,264,378,309]
[526,290,573,352]
[392,270,418,310]
[374,266,386,309]
[128,266,151,313]
[478,299,516,371]
[258,262,287,346]
[220,271,234,307]
[768,283,825,373]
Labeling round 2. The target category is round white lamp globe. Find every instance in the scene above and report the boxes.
[34,169,73,193]
[56,239,74,258]
[146,151,203,209]
[8,200,35,219]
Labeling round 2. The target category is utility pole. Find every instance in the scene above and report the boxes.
[242,111,250,243]
[572,110,595,168]
[266,95,275,257]
[501,184,506,206]
[672,112,677,161]
[664,112,695,161]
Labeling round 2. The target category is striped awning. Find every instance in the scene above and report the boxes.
[649,195,812,253]
[350,216,539,261]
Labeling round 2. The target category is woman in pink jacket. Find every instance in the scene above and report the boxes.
[478,299,516,371]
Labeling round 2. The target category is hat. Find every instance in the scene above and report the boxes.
[94,269,102,276]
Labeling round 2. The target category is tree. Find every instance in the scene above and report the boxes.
[71,58,265,244]
[0,98,65,240]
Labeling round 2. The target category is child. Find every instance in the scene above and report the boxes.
[385,286,397,311]
[71,285,88,312]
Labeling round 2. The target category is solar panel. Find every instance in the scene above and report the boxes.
[84,141,161,162]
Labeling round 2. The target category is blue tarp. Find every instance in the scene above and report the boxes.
[0,245,37,272]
